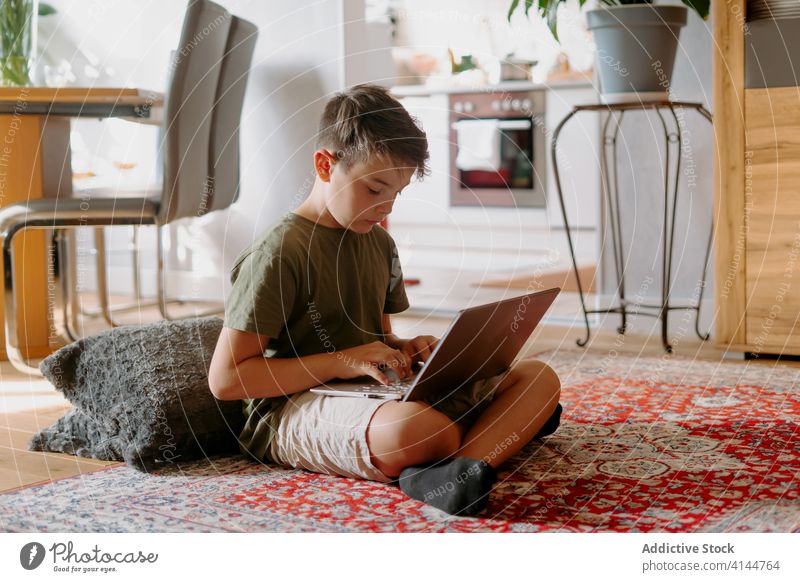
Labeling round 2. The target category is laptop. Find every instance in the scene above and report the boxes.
[309,287,560,401]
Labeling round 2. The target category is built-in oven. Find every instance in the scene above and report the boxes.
[449,90,546,208]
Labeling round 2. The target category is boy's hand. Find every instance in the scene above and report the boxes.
[335,341,414,385]
[401,335,439,365]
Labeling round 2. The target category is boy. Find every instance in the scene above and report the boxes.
[208,84,562,517]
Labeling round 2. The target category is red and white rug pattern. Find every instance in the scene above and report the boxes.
[1,349,798,532]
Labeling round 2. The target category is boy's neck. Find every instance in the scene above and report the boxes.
[293,189,344,230]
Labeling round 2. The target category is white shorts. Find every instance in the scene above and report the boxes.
[266,372,507,482]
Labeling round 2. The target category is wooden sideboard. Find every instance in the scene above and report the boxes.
[713,1,800,355]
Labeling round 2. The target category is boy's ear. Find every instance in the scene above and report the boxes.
[314,149,337,182]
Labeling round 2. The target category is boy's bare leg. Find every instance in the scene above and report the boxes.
[455,359,561,469]
[366,360,561,477]
[367,400,463,478]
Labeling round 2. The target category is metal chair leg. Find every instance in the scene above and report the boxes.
[59,224,224,327]
[156,225,224,320]
[77,227,136,324]
[93,227,125,328]
[56,230,79,343]
[1,226,86,374]
[79,225,220,322]
[103,226,162,312]
[70,229,87,339]
[48,229,78,346]
[131,227,142,303]
[58,227,97,340]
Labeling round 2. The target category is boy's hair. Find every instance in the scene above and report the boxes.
[316,84,429,180]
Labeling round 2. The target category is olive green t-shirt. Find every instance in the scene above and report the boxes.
[224,212,409,461]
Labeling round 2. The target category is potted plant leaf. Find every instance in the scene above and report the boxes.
[0,1,55,86]
[508,0,710,103]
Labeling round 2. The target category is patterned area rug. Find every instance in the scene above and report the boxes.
[1,349,798,532]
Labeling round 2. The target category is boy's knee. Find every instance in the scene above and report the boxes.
[542,363,561,396]
[513,360,561,398]
[369,401,462,473]
[395,403,461,458]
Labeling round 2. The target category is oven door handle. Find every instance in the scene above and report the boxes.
[451,119,533,131]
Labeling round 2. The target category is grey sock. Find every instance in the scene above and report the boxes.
[398,456,496,516]
[534,403,562,439]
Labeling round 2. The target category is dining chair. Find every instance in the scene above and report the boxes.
[0,0,239,375]
[76,11,258,331]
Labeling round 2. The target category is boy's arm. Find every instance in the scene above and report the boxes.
[209,327,416,400]
[208,328,341,401]
[380,313,407,350]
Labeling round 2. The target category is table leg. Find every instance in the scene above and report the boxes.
[0,114,67,362]
[2,225,48,375]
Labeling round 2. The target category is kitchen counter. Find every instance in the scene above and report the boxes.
[391,77,595,97]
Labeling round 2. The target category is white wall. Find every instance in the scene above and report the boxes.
[207,0,354,268]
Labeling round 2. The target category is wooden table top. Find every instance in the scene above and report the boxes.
[0,87,164,119]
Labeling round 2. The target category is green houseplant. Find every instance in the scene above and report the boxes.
[508,0,710,102]
[0,0,39,86]
[0,1,54,86]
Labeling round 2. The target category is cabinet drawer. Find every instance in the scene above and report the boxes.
[744,87,800,353]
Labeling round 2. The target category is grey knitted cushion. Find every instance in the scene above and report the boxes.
[29,316,245,472]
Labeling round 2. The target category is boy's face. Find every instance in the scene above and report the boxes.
[315,149,415,234]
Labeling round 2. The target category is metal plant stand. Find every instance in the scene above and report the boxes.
[551,100,714,353]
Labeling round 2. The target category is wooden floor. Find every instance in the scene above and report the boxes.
[1,291,795,495]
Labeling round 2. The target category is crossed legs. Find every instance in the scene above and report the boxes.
[366,359,562,478]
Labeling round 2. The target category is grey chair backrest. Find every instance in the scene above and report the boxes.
[203,15,258,215]
[159,0,231,225]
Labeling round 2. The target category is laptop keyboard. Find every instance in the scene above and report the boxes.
[359,369,416,394]
[355,383,409,395]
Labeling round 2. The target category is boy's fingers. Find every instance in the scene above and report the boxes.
[395,349,412,378]
[419,343,432,361]
[414,337,434,360]
[372,370,390,385]
[365,363,389,385]
[377,349,407,379]
[391,349,411,378]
